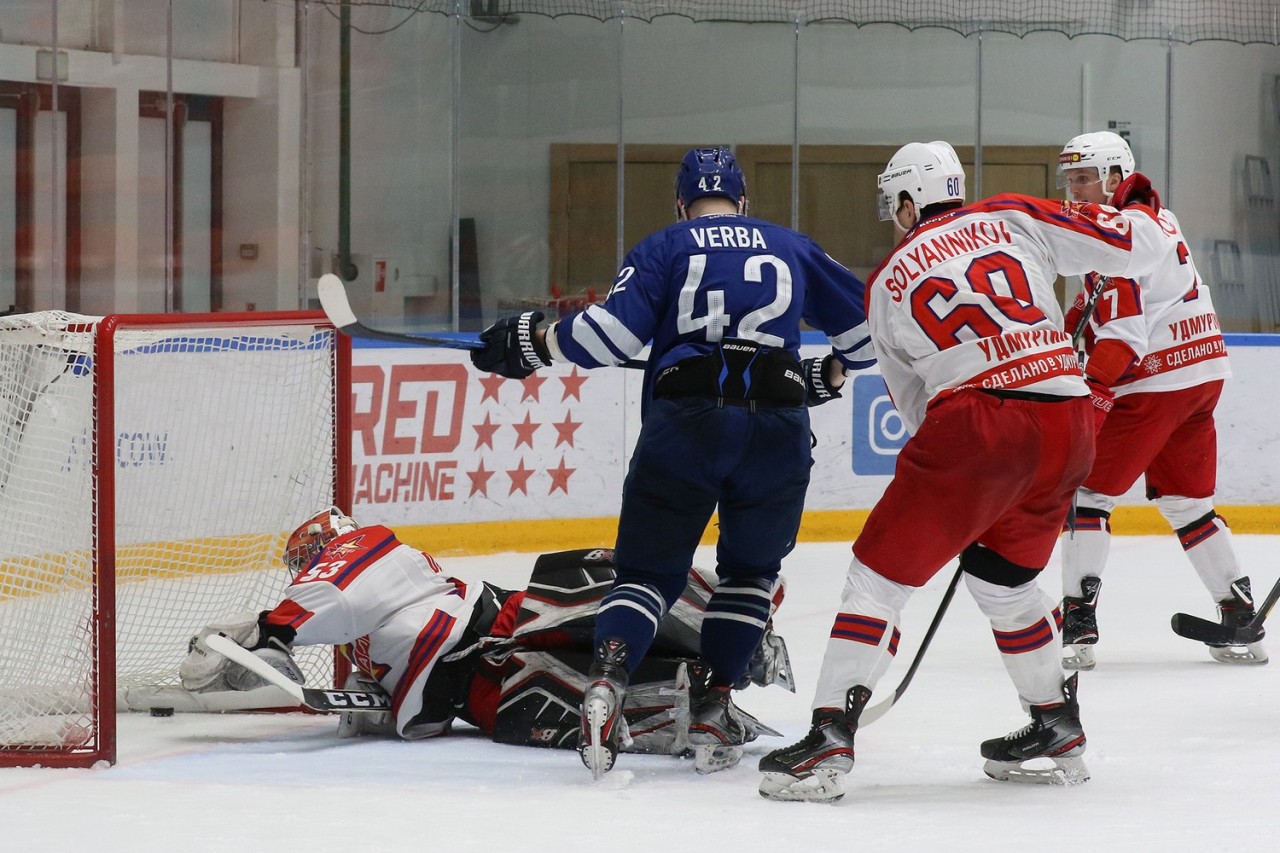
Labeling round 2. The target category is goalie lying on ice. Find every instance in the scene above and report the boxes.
[180,508,792,757]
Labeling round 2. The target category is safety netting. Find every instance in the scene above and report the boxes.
[344,1,1280,45]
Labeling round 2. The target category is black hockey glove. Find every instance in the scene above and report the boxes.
[470,311,553,379]
[802,352,845,407]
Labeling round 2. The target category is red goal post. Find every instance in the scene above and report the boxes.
[0,311,351,767]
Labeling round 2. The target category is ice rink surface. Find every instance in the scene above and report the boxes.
[3,536,1277,852]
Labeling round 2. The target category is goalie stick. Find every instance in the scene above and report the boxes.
[203,633,391,714]
[317,273,647,369]
[1170,575,1280,646]
[859,565,962,726]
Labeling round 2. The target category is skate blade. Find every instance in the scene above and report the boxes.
[694,744,743,775]
[1208,643,1269,665]
[580,697,616,780]
[983,755,1089,786]
[1062,644,1096,671]
[758,769,846,802]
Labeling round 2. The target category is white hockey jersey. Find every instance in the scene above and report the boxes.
[866,195,1179,433]
[263,526,482,738]
[1076,206,1230,397]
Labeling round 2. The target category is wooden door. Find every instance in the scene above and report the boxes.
[550,143,1065,302]
[549,143,688,297]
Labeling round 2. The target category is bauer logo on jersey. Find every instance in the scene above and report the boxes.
[852,375,907,475]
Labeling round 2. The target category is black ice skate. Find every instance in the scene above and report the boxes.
[1061,576,1101,671]
[578,638,632,780]
[1207,578,1269,665]
[685,667,782,774]
[757,685,870,803]
[981,673,1088,785]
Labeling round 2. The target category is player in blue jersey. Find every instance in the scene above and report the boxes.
[470,146,875,778]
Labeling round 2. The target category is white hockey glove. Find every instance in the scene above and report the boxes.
[179,611,302,693]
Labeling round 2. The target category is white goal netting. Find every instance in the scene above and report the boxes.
[328,1,1280,44]
[0,311,344,764]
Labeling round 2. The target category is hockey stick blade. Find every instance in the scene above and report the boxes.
[1169,613,1259,646]
[1170,574,1280,646]
[203,633,391,714]
[318,273,482,351]
[859,565,963,726]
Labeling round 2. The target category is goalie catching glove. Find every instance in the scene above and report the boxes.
[471,311,553,379]
[179,610,304,693]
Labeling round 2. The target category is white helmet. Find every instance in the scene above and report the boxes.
[1057,131,1134,196]
[877,141,966,224]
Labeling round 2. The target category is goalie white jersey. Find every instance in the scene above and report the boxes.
[263,526,482,738]
[1074,206,1230,397]
[865,195,1180,433]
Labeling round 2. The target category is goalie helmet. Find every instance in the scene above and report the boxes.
[283,507,359,575]
[1056,131,1134,198]
[877,141,966,225]
[675,147,747,216]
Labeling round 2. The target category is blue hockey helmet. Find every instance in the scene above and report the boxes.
[674,147,747,216]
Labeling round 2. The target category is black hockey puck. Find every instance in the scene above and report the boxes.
[150,707,175,717]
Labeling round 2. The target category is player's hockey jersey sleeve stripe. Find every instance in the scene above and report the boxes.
[391,609,458,718]
[565,305,645,366]
[829,322,876,368]
[328,529,400,589]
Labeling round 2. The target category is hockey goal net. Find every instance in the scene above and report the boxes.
[0,311,351,767]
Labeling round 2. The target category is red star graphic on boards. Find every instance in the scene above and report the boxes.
[472,413,500,450]
[520,374,547,402]
[507,459,535,495]
[551,412,581,448]
[466,460,496,498]
[560,367,589,401]
[479,374,506,403]
[512,412,540,449]
[547,456,576,494]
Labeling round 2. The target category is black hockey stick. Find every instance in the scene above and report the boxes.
[317,273,648,369]
[203,634,390,714]
[1170,576,1280,646]
[860,565,963,726]
[1064,272,1113,536]
[1072,273,1111,350]
[318,273,485,351]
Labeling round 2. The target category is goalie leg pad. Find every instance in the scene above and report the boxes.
[335,673,395,738]
[179,611,265,693]
[223,644,304,693]
[491,648,701,755]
